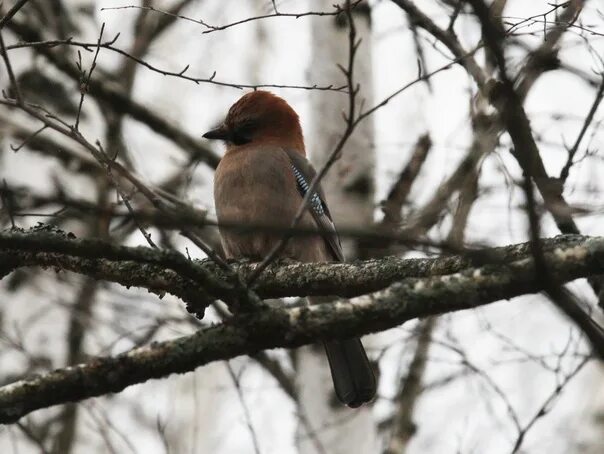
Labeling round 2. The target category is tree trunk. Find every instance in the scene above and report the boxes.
[297,3,377,453]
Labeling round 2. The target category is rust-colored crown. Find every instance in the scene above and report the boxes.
[224,91,306,154]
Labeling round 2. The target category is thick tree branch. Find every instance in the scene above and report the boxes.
[1,226,600,303]
[1,232,604,423]
[0,225,252,317]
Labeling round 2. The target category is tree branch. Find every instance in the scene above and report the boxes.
[2,225,601,303]
[1,231,604,423]
[0,0,30,29]
[5,18,221,168]
[391,0,487,90]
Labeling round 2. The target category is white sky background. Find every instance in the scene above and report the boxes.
[1,0,604,453]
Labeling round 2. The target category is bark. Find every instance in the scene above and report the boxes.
[3,226,601,303]
[2,232,604,423]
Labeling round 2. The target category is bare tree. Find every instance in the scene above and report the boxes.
[1,1,604,453]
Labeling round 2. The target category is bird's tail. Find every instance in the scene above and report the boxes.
[323,337,376,408]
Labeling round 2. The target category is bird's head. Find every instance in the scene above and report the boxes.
[203,90,305,154]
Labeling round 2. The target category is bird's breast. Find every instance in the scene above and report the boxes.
[214,146,312,259]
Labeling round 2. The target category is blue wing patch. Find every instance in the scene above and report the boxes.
[291,164,326,216]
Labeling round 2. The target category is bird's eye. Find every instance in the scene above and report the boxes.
[231,122,256,145]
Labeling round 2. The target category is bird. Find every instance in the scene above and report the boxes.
[204,90,376,408]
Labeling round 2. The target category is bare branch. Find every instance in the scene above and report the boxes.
[100,1,363,35]
[0,0,31,29]
[5,18,221,168]
[391,0,488,90]
[381,134,432,229]
[559,75,604,183]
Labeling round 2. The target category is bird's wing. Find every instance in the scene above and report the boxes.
[284,149,345,262]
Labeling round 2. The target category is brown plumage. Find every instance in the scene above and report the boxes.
[205,90,376,408]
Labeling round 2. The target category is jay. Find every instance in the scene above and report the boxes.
[204,90,376,408]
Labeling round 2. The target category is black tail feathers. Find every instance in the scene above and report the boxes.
[323,337,376,408]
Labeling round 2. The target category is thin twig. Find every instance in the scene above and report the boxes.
[106,166,158,249]
[509,356,589,454]
[180,229,230,271]
[5,36,346,92]
[101,1,362,35]
[559,74,604,183]
[0,29,22,103]
[226,363,262,454]
[75,23,104,130]
[9,124,47,151]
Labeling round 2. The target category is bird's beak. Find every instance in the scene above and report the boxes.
[202,124,230,141]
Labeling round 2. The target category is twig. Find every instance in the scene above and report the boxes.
[180,229,230,270]
[5,17,222,168]
[0,29,22,103]
[74,23,105,130]
[5,37,347,92]
[502,2,582,37]
[559,74,604,183]
[509,356,589,453]
[391,0,488,90]
[251,352,297,401]
[9,124,48,151]
[0,96,208,254]
[515,1,586,99]
[101,1,362,35]
[106,165,158,249]
[226,363,262,454]
[447,0,464,31]
[0,0,31,29]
